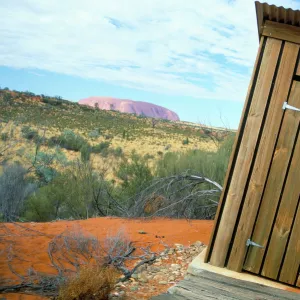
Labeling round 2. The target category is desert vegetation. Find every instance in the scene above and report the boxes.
[0,87,235,298]
[0,87,235,223]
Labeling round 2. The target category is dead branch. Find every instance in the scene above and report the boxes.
[1,225,165,297]
[126,171,222,219]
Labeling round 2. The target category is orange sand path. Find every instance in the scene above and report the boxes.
[0,218,213,299]
[1,217,298,298]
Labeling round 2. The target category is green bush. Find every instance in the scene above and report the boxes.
[57,130,87,151]
[1,132,9,141]
[112,147,123,157]
[91,141,110,154]
[24,175,67,221]
[21,125,39,141]
[116,152,153,199]
[23,162,117,221]
[81,144,91,162]
[156,133,235,185]
[182,137,189,145]
[88,128,101,139]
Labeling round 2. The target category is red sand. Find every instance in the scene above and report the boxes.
[1,217,298,299]
[0,218,213,299]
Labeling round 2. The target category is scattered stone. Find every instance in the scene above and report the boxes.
[192,241,204,248]
[153,274,165,281]
[170,264,181,271]
[111,242,207,300]
[138,271,148,283]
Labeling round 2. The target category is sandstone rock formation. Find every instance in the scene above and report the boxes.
[78,97,180,121]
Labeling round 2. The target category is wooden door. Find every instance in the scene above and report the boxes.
[243,80,300,286]
[205,37,300,288]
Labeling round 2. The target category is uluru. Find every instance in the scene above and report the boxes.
[78,97,180,121]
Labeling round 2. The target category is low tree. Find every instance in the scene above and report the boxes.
[0,164,36,221]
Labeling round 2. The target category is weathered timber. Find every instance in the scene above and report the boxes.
[227,42,299,272]
[209,37,282,267]
[151,271,300,300]
[262,21,300,45]
[244,81,300,274]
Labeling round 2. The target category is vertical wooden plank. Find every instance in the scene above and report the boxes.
[297,275,300,288]
[262,123,300,279]
[244,84,300,274]
[279,202,300,285]
[209,38,282,267]
[296,59,300,75]
[204,37,265,264]
[227,43,299,272]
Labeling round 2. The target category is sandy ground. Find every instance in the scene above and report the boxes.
[1,217,298,299]
[0,218,214,299]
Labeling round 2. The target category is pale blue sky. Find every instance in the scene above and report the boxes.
[1,0,300,129]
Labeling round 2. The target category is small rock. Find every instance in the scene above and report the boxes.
[153,274,164,281]
[138,271,148,283]
[168,275,175,281]
[159,281,168,285]
[172,271,180,276]
[168,249,175,255]
[193,241,204,248]
[170,264,181,271]
[174,243,184,249]
[130,286,139,291]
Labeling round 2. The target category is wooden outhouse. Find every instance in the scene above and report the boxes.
[205,1,300,288]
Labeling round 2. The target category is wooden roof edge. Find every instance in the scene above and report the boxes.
[255,1,300,39]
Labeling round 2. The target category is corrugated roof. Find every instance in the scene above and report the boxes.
[255,1,300,38]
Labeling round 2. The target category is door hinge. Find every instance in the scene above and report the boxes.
[246,239,264,249]
[282,102,300,112]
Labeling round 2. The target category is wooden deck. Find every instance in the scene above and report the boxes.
[151,270,299,300]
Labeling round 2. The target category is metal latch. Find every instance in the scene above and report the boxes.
[246,239,264,249]
[282,102,300,112]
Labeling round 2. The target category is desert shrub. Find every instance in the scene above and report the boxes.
[58,266,118,300]
[80,144,91,162]
[104,134,113,140]
[24,162,119,221]
[182,137,189,145]
[1,132,8,141]
[116,152,153,199]
[2,93,13,105]
[88,128,101,139]
[21,125,39,141]
[91,141,110,154]
[27,148,68,184]
[0,164,36,221]
[144,153,155,160]
[16,147,25,157]
[24,180,65,221]
[112,146,123,157]
[164,144,171,151]
[57,130,87,151]
[156,133,235,185]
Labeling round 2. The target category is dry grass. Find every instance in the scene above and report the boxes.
[58,265,119,300]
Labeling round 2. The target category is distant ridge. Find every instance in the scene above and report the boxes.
[78,97,180,121]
